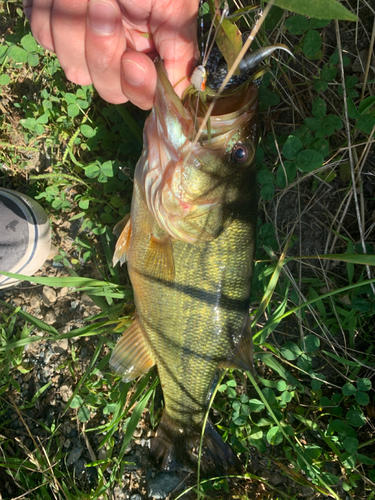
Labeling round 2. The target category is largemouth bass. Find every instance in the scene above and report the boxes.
[110,47,289,473]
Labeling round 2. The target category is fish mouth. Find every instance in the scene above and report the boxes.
[139,58,258,243]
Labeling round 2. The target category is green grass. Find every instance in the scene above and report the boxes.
[1,0,375,498]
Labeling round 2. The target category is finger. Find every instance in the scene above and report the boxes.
[85,0,127,104]
[51,0,91,85]
[153,0,200,97]
[121,51,157,110]
[25,0,54,51]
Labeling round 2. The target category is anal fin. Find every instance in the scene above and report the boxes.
[113,215,131,267]
[220,314,256,374]
[110,317,155,382]
[145,234,175,282]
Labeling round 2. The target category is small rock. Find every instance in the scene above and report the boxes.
[47,245,59,260]
[80,347,88,358]
[53,338,69,354]
[67,446,83,467]
[81,293,94,306]
[30,294,42,309]
[60,384,73,402]
[60,287,69,297]
[130,495,142,500]
[42,286,57,307]
[23,371,33,382]
[147,472,182,499]
[302,486,315,497]
[63,438,71,449]
[45,310,56,325]
[98,447,108,461]
[12,297,23,307]
[269,474,282,486]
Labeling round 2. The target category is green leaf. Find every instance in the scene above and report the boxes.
[7,45,28,63]
[258,169,275,184]
[100,160,115,177]
[303,335,320,352]
[312,97,327,119]
[296,149,324,172]
[21,34,38,52]
[78,405,90,422]
[266,0,357,20]
[249,399,265,412]
[215,18,242,76]
[342,382,357,396]
[27,52,39,66]
[346,98,361,120]
[310,19,330,29]
[85,163,100,178]
[0,74,10,85]
[314,79,328,92]
[311,138,329,157]
[356,114,375,134]
[321,114,344,132]
[303,30,322,58]
[358,96,375,115]
[81,124,96,138]
[282,135,303,160]
[70,395,84,408]
[304,117,321,131]
[276,161,297,188]
[345,410,366,427]
[277,380,287,391]
[320,472,340,486]
[67,103,80,117]
[280,341,301,361]
[64,92,77,104]
[266,426,283,445]
[355,391,369,406]
[343,437,358,454]
[262,388,276,405]
[357,378,371,392]
[357,453,375,466]
[285,14,309,34]
[260,183,275,200]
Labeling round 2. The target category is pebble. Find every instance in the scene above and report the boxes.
[30,294,42,309]
[60,384,73,402]
[64,438,71,448]
[147,472,182,499]
[66,446,83,467]
[53,338,69,354]
[60,287,69,297]
[130,495,142,500]
[42,286,57,307]
[80,347,88,358]
[302,486,315,497]
[45,310,56,325]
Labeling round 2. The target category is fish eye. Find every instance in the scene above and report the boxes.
[231,144,249,164]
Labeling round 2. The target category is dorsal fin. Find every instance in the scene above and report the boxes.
[113,215,132,267]
[110,317,155,382]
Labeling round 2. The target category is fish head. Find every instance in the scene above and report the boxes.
[138,58,258,243]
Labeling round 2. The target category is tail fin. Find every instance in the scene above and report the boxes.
[150,412,242,475]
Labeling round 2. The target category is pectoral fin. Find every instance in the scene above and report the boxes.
[145,234,175,282]
[110,317,155,382]
[113,215,131,267]
[220,314,256,374]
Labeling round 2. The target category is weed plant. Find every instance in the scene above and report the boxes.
[1,0,375,499]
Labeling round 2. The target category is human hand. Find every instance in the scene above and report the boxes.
[23,0,200,109]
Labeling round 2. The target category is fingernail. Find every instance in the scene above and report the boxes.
[88,1,117,35]
[122,59,146,86]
